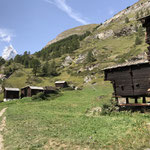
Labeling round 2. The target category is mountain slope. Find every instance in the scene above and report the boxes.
[3,0,150,88]
[46,24,98,47]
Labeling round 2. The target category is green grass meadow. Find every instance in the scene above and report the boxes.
[0,81,150,149]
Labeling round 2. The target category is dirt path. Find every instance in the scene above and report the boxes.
[0,108,7,150]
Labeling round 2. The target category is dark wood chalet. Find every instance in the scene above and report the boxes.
[55,81,68,88]
[21,86,44,98]
[4,87,20,102]
[104,60,150,102]
[44,86,58,94]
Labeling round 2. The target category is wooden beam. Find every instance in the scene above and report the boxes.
[135,97,138,104]
[119,103,150,107]
[143,97,146,103]
[126,97,129,104]
[115,97,119,104]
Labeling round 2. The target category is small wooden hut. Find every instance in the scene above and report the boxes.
[4,87,20,101]
[21,86,44,98]
[55,81,68,88]
[44,86,58,94]
[103,60,150,105]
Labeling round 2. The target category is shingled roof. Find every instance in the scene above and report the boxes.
[103,60,149,71]
[21,86,44,90]
[5,88,20,91]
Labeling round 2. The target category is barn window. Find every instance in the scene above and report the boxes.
[121,86,124,91]
[135,83,140,88]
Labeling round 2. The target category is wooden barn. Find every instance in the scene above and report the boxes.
[4,87,20,102]
[103,60,150,104]
[21,86,44,98]
[44,86,58,94]
[55,81,68,88]
[103,15,150,106]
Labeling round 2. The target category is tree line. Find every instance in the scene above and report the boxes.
[35,31,91,61]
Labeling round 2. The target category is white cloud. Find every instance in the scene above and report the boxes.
[0,28,13,43]
[44,0,89,25]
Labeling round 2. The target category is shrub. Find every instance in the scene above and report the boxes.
[15,72,24,77]
[135,36,142,45]
[138,26,144,36]
[101,98,119,115]
[32,91,62,101]
[125,17,129,23]
[0,79,2,84]
[86,50,96,63]
[135,12,139,19]
[32,92,47,101]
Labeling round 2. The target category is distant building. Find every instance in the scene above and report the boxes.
[55,81,68,88]
[21,86,44,98]
[44,86,58,94]
[4,87,20,102]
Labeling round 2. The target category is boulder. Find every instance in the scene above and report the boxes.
[96,30,114,40]
[62,56,73,67]
[74,54,86,64]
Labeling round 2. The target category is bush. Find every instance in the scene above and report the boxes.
[101,98,119,115]
[32,92,62,101]
[125,17,129,23]
[0,79,2,84]
[86,50,96,63]
[135,36,142,45]
[32,92,47,101]
[135,12,139,19]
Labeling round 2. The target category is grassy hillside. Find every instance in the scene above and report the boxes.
[0,82,150,149]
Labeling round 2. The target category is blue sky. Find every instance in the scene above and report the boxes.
[0,0,138,56]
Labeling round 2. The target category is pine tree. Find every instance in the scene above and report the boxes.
[135,12,139,19]
[86,51,96,63]
[135,24,138,32]
[42,62,49,76]
[138,26,144,36]
[140,10,143,17]
[0,57,5,66]
[49,61,58,76]
[135,36,142,45]
[125,17,129,23]
[32,59,41,76]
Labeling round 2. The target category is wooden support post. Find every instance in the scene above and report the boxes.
[135,97,138,104]
[126,97,129,104]
[115,97,119,104]
[143,97,146,103]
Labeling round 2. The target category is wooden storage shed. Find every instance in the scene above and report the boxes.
[21,86,44,98]
[103,60,150,105]
[104,60,150,98]
[55,81,68,88]
[4,87,20,102]
[44,86,58,94]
